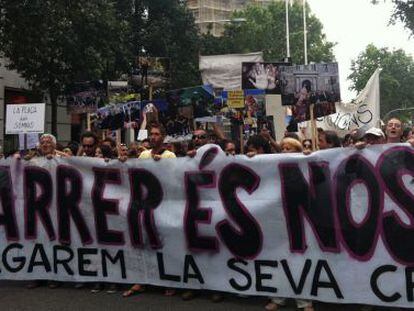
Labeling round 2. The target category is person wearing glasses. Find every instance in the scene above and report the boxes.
[302,139,313,154]
[187,124,226,158]
[192,129,209,148]
[186,129,209,158]
[78,131,98,157]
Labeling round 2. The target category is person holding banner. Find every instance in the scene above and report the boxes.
[25,134,63,289]
[385,117,403,143]
[354,117,403,150]
[123,123,176,298]
[38,134,58,158]
[362,127,385,145]
[318,129,341,150]
[402,127,413,142]
[260,126,280,153]
[22,133,67,161]
[243,134,314,310]
[186,128,211,158]
[138,123,176,160]
[220,139,238,155]
[78,131,99,157]
[246,135,272,157]
[302,139,313,153]
[264,136,314,311]
[280,137,303,153]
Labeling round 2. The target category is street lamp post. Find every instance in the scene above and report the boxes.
[303,0,308,65]
[285,0,291,59]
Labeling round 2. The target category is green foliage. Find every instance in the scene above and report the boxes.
[139,0,201,88]
[199,1,336,64]
[0,0,202,136]
[348,44,414,117]
[372,0,414,35]
[0,0,133,135]
[0,0,131,93]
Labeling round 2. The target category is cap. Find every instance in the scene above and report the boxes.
[364,127,385,138]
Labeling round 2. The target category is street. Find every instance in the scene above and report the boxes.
[0,281,372,311]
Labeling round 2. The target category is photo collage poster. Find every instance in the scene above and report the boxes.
[217,89,269,141]
[66,81,107,114]
[280,63,340,122]
[130,57,170,89]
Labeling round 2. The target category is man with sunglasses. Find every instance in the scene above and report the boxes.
[186,129,210,157]
[192,129,209,148]
[79,131,98,157]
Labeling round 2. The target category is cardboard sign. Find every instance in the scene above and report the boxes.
[6,103,45,134]
[227,90,245,109]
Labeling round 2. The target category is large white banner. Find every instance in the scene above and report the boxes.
[199,52,263,89]
[317,69,381,136]
[0,143,414,308]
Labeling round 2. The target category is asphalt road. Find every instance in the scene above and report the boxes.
[0,281,382,311]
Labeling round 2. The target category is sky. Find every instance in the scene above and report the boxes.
[306,0,414,102]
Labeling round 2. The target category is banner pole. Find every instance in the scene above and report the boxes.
[310,104,317,150]
[116,129,121,144]
[86,113,91,131]
[303,0,308,65]
[240,123,244,154]
[24,133,27,153]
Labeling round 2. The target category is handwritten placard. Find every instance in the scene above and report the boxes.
[6,103,45,134]
[227,90,245,109]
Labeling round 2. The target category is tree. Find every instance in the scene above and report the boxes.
[372,0,414,35]
[199,1,336,64]
[348,44,414,117]
[0,0,132,137]
[137,0,201,89]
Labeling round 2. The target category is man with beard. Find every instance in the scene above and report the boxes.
[139,123,175,160]
[123,123,175,298]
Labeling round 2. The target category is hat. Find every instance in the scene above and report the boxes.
[364,127,385,138]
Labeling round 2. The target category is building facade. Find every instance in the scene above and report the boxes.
[0,59,72,154]
[187,0,279,36]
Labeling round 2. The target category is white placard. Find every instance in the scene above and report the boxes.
[18,133,39,150]
[6,103,45,134]
[137,129,148,141]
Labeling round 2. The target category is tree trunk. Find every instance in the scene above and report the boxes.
[50,91,58,138]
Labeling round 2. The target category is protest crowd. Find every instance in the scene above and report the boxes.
[3,114,412,311]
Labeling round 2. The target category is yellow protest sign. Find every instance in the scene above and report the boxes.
[227,90,245,109]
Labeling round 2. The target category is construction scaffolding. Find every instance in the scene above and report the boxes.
[187,0,279,36]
